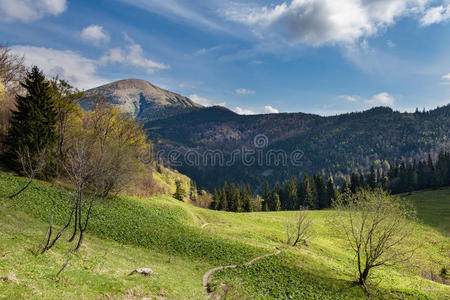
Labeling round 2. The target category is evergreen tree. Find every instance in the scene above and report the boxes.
[173,180,186,201]
[220,187,228,211]
[212,188,220,210]
[242,185,253,212]
[5,66,57,175]
[314,175,328,209]
[263,182,272,211]
[300,175,315,209]
[273,192,281,211]
[326,177,337,207]
[285,176,298,210]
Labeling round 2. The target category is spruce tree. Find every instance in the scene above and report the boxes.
[5,66,57,174]
[212,188,220,210]
[242,185,253,212]
[314,175,328,209]
[327,177,337,207]
[220,187,228,211]
[300,175,315,209]
[263,182,272,211]
[273,192,281,211]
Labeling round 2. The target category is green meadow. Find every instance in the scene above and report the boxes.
[0,172,449,299]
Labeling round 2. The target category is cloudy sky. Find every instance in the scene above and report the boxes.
[1,0,450,115]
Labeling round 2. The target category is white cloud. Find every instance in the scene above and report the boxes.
[223,0,432,46]
[264,105,279,113]
[81,25,110,45]
[339,95,358,102]
[118,0,225,32]
[11,45,107,89]
[442,73,450,84]
[387,40,396,48]
[339,92,395,106]
[365,92,395,106]
[420,4,450,26]
[189,94,226,107]
[236,88,255,95]
[0,0,67,22]
[189,94,211,106]
[235,106,256,115]
[101,36,169,74]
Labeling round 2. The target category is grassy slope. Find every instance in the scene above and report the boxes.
[0,173,449,299]
[400,188,450,236]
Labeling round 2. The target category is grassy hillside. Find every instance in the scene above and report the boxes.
[401,188,450,236]
[0,173,449,299]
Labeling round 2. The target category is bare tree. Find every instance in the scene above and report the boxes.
[50,78,84,158]
[331,189,417,293]
[41,102,148,254]
[286,208,313,247]
[7,146,47,199]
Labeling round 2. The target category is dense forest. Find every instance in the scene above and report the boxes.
[146,105,450,191]
[211,152,450,212]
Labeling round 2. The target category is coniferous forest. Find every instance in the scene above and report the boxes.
[211,152,450,212]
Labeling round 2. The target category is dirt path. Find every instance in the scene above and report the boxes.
[202,246,281,295]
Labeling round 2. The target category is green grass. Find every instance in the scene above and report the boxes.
[400,188,450,236]
[0,173,449,299]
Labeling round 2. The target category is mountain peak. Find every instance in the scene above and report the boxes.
[81,79,203,121]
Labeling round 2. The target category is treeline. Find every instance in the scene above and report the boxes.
[210,151,450,213]
[211,183,254,212]
[211,174,338,212]
[350,152,450,194]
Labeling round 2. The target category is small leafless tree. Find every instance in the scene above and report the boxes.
[7,146,47,199]
[286,208,313,247]
[331,189,417,294]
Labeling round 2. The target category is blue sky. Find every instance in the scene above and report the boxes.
[1,0,450,115]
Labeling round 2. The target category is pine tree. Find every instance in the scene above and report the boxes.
[314,175,328,209]
[300,175,315,209]
[263,182,272,211]
[285,176,298,210]
[327,177,337,207]
[220,187,228,211]
[273,192,281,211]
[212,188,220,210]
[5,66,57,175]
[242,185,253,212]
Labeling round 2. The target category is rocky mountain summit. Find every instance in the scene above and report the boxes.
[81,79,203,121]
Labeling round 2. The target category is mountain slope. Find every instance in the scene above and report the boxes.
[146,105,450,190]
[82,79,450,190]
[81,79,203,121]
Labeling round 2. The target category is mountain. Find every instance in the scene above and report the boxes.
[84,80,450,191]
[146,105,450,191]
[80,79,203,121]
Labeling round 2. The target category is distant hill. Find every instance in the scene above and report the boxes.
[80,79,203,121]
[146,105,450,190]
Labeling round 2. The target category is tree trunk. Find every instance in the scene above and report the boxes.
[359,267,369,285]
[7,179,32,199]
